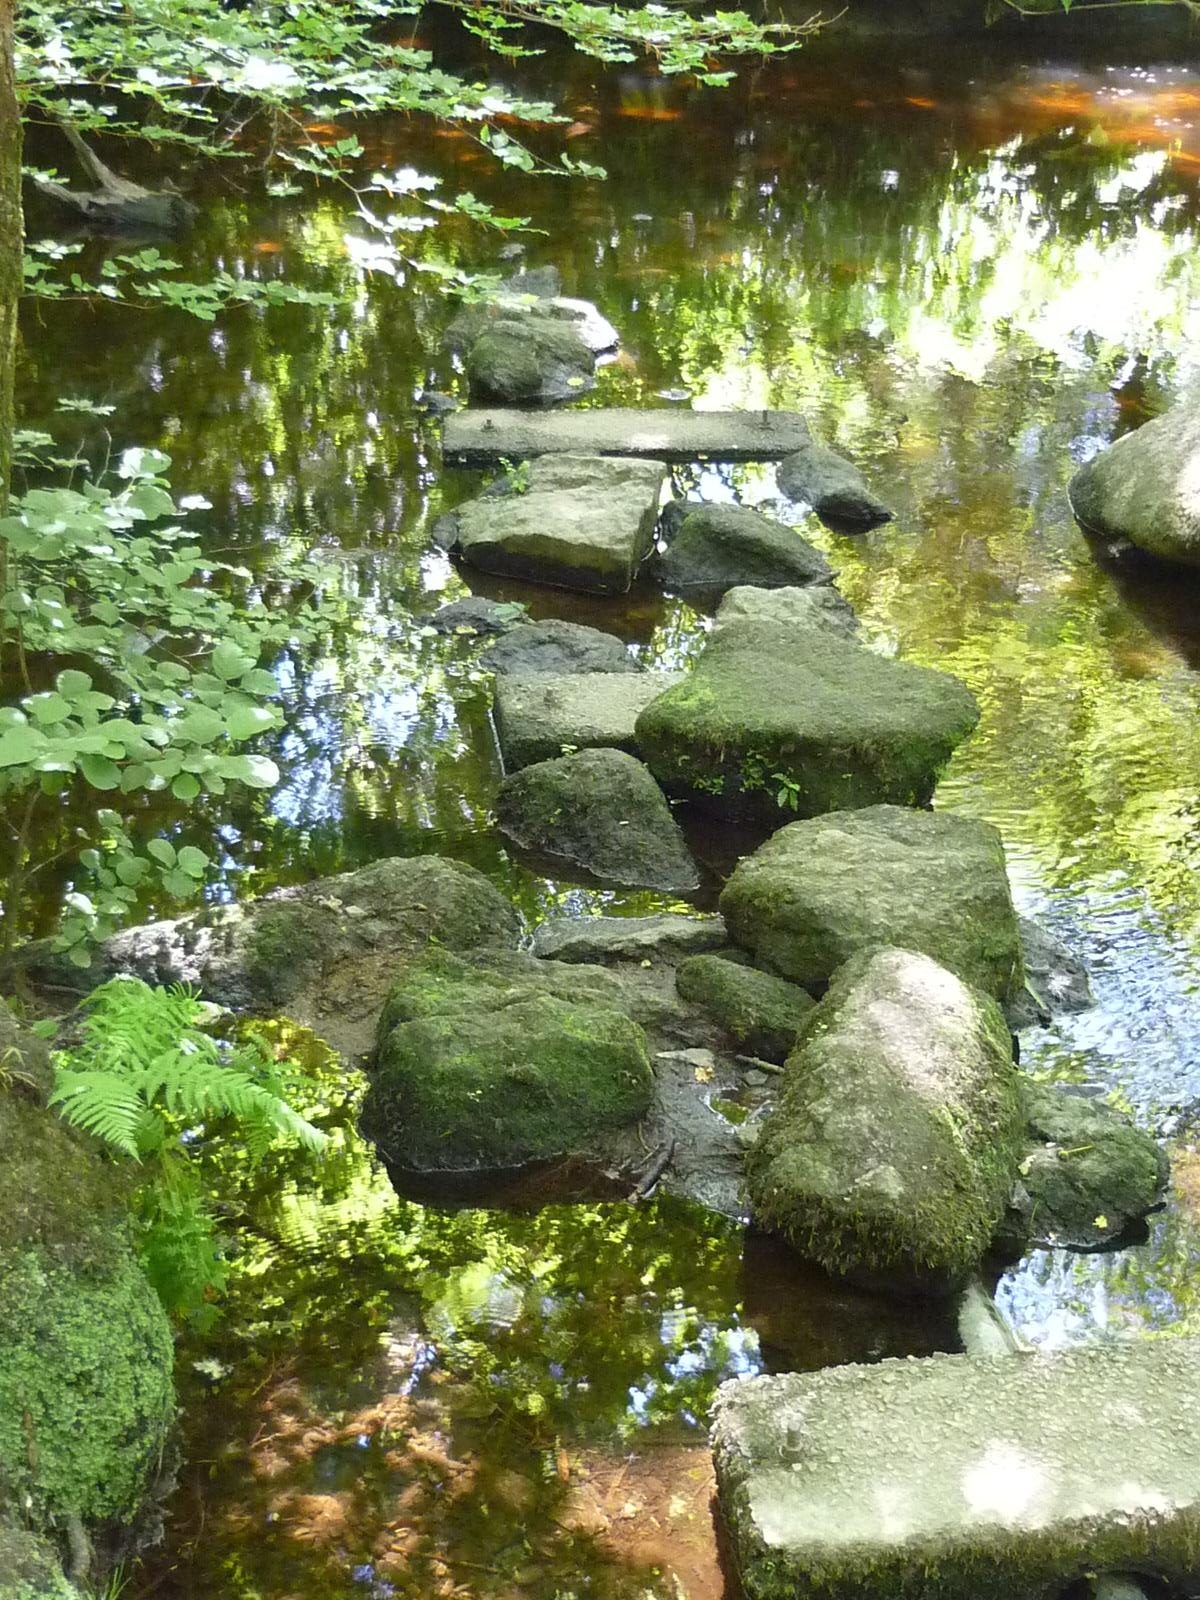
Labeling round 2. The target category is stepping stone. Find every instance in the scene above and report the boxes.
[1069,400,1200,567]
[453,453,667,594]
[719,804,1024,1003]
[655,504,833,594]
[713,584,859,639]
[713,1337,1200,1600]
[497,748,698,893]
[493,670,684,770]
[480,619,641,676]
[634,621,979,829]
[443,407,811,464]
[531,913,727,964]
[466,315,596,405]
[746,947,1022,1287]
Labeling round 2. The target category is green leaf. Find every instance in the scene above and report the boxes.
[226,703,276,740]
[211,640,257,681]
[79,753,122,790]
[0,726,47,768]
[171,773,202,802]
[175,706,226,744]
[56,669,93,695]
[219,754,280,789]
[146,838,176,868]
[161,868,199,899]
[176,846,209,879]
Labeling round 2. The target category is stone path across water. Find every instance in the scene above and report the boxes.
[443,406,812,463]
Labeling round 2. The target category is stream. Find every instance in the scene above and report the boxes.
[18,8,1200,1597]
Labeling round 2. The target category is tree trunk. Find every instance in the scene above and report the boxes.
[0,0,21,518]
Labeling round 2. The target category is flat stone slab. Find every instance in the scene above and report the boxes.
[444,408,811,464]
[455,452,666,594]
[493,670,684,770]
[531,913,727,964]
[713,1338,1200,1600]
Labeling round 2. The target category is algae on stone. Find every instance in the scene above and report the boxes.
[0,1089,174,1533]
[713,584,859,640]
[0,1525,82,1600]
[497,747,698,893]
[745,948,1023,1287]
[675,955,814,1062]
[363,950,653,1176]
[634,621,978,827]
[720,804,1024,1003]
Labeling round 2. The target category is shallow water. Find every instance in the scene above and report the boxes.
[19,8,1200,1595]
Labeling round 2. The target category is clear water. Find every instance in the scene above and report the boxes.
[18,10,1200,1595]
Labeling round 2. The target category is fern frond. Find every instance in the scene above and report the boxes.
[49,1070,149,1158]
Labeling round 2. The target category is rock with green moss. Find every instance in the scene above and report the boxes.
[498,747,698,892]
[676,955,814,1062]
[777,438,893,529]
[0,1088,174,1537]
[713,1337,1200,1600]
[720,805,1024,1003]
[656,505,833,595]
[1068,401,1200,567]
[1012,1080,1167,1250]
[746,948,1023,1289]
[363,950,653,1180]
[0,1526,82,1600]
[493,670,684,769]
[634,621,978,826]
[713,584,859,640]
[456,453,667,594]
[465,314,595,404]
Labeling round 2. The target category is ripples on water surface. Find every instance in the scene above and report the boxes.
[21,9,1200,1595]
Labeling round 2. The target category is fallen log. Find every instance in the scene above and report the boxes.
[31,124,196,236]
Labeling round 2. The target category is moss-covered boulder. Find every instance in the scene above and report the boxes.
[746,948,1023,1289]
[363,951,653,1181]
[676,955,814,1062]
[465,314,595,405]
[1068,401,1200,567]
[634,621,978,827]
[720,804,1024,1003]
[1013,1081,1168,1250]
[655,504,833,595]
[498,747,698,893]
[0,1526,82,1600]
[0,1086,174,1538]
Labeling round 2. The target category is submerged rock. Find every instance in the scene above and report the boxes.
[655,504,833,595]
[480,619,641,676]
[712,1338,1200,1600]
[455,453,667,594]
[777,439,893,529]
[720,804,1024,1003]
[746,947,1023,1289]
[493,670,684,770]
[0,1072,174,1542]
[675,954,814,1062]
[1013,1080,1167,1250]
[1008,916,1096,1029]
[497,747,698,893]
[634,621,978,827]
[422,596,529,637]
[466,315,596,405]
[713,583,860,639]
[531,913,727,965]
[1069,402,1200,566]
[362,950,653,1184]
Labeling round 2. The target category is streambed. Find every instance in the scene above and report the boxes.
[19,10,1200,1596]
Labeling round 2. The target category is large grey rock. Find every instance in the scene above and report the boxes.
[497,748,698,893]
[19,856,521,1060]
[720,804,1024,1003]
[676,954,814,1062]
[655,504,833,594]
[464,314,596,405]
[1012,1079,1167,1250]
[635,622,979,828]
[1069,403,1200,566]
[363,950,652,1185]
[493,670,684,770]
[444,407,811,465]
[777,439,893,529]
[455,453,667,594]
[480,619,641,676]
[531,913,727,964]
[714,583,859,639]
[713,1338,1200,1600]
[746,948,1022,1287]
